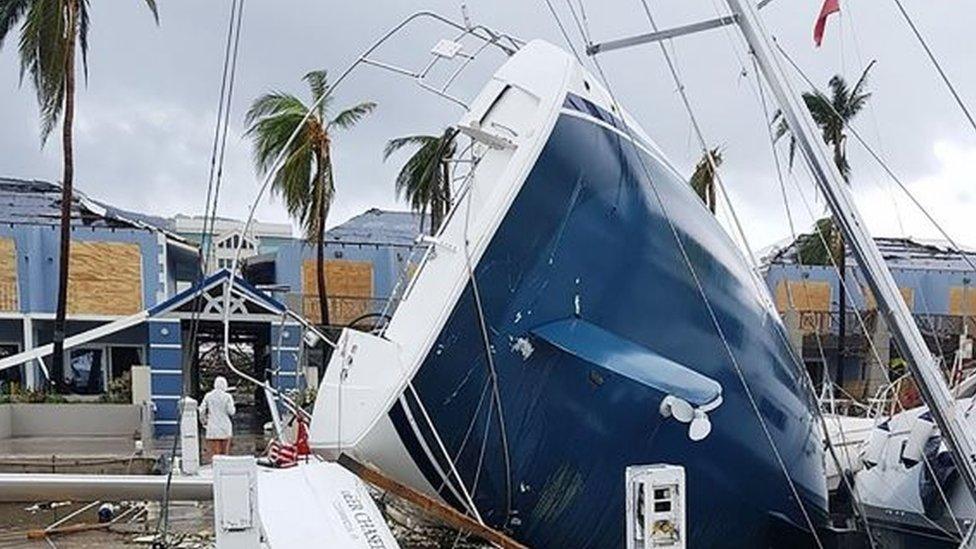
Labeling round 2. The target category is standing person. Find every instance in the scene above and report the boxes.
[200,376,235,459]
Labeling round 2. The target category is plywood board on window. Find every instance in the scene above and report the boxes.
[0,238,18,312]
[67,242,143,316]
[950,286,976,317]
[302,259,374,325]
[863,286,915,310]
[774,280,830,313]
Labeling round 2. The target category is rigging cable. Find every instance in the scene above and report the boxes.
[634,0,762,275]
[843,1,906,236]
[542,0,583,63]
[752,57,879,547]
[561,0,824,542]
[154,0,245,544]
[758,33,964,535]
[771,38,976,279]
[891,0,976,137]
[580,41,826,549]
[785,158,964,539]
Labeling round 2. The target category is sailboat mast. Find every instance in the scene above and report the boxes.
[722,0,976,511]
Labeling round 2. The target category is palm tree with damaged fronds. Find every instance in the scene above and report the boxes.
[689,147,723,214]
[0,0,159,391]
[773,61,875,387]
[245,69,375,327]
[384,127,458,235]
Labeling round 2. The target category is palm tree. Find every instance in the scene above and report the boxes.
[245,70,375,327]
[774,61,875,386]
[689,147,723,214]
[0,0,159,390]
[384,127,458,235]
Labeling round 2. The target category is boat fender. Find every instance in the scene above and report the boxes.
[860,421,890,469]
[901,414,936,468]
[659,395,721,442]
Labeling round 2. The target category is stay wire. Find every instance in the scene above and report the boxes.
[772,37,976,279]
[785,159,964,540]
[154,0,245,543]
[542,0,583,64]
[753,57,878,547]
[585,45,824,547]
[892,0,976,138]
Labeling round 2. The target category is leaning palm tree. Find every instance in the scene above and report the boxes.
[245,70,375,327]
[689,147,723,214]
[383,127,458,235]
[774,61,875,386]
[0,0,159,390]
[772,63,874,266]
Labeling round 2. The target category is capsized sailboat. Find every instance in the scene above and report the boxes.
[309,40,828,547]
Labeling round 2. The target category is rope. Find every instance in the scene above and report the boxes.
[891,0,976,137]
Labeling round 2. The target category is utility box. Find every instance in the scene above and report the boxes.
[626,464,686,549]
[214,456,261,549]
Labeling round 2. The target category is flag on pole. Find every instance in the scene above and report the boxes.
[814,0,841,47]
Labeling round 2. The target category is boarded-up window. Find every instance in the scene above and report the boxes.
[863,286,915,310]
[0,238,18,312]
[950,286,976,317]
[774,280,831,313]
[302,259,374,325]
[775,280,831,334]
[67,242,143,316]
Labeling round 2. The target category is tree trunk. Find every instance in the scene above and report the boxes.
[836,231,848,389]
[52,0,78,393]
[315,169,330,328]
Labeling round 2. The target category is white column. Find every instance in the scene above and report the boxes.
[22,317,35,390]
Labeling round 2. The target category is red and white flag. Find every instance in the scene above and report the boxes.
[813,0,840,47]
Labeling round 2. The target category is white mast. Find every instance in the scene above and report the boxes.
[722,0,976,528]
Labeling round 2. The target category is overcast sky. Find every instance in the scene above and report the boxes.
[1,0,973,252]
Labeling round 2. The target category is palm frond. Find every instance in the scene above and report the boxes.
[383,134,437,159]
[143,0,159,23]
[302,69,331,117]
[330,101,376,130]
[20,0,70,143]
[0,0,31,49]
[78,0,90,79]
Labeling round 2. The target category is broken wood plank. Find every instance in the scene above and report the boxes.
[337,453,528,549]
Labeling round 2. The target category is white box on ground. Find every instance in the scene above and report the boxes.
[626,464,686,549]
[214,456,261,549]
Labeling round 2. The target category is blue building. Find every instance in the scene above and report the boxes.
[0,177,200,398]
[0,178,427,435]
[764,237,976,396]
[245,208,427,329]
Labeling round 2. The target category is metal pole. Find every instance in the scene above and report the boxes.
[723,0,976,525]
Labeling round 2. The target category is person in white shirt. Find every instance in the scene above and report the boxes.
[199,376,236,459]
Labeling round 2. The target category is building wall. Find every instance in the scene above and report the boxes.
[0,225,162,315]
[764,263,975,318]
[268,240,422,325]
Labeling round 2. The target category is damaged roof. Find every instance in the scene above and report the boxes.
[765,235,976,271]
[0,177,190,244]
[325,207,428,246]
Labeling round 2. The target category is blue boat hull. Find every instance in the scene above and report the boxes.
[389,103,828,547]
